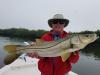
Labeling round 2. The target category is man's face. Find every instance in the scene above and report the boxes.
[51,20,65,32]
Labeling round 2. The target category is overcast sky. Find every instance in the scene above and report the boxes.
[0,0,100,32]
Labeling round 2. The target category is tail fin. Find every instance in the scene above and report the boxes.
[4,45,21,53]
[4,54,20,65]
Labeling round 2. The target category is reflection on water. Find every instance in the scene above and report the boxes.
[0,37,100,75]
[0,37,10,68]
[72,53,100,75]
[81,41,100,59]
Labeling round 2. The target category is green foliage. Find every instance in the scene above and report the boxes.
[95,30,100,36]
[0,28,100,41]
[79,30,94,34]
[0,28,48,41]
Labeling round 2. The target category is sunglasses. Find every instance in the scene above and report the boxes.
[52,19,65,24]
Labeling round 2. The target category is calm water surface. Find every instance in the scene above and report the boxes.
[0,37,100,75]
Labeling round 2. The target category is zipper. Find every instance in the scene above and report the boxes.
[52,58,55,75]
[52,34,60,75]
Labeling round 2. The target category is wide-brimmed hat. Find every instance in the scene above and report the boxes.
[48,14,69,28]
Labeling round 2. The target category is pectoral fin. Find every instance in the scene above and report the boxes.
[36,39,44,45]
[36,39,43,43]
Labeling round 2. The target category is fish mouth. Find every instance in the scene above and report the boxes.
[91,33,99,39]
[89,34,99,43]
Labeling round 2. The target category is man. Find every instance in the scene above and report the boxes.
[29,14,79,75]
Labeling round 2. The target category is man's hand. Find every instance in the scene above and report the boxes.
[27,51,39,58]
[30,42,36,46]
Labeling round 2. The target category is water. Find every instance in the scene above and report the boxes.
[0,37,10,68]
[72,53,100,75]
[0,37,100,75]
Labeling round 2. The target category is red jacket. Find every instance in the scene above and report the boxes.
[38,31,79,75]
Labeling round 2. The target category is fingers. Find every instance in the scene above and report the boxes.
[27,52,39,58]
[27,53,34,57]
[30,42,36,46]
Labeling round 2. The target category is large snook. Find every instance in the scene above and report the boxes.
[4,33,99,57]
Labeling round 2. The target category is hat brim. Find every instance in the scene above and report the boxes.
[48,19,69,28]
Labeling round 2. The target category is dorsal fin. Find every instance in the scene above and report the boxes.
[35,39,45,45]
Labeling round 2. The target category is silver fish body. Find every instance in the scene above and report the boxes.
[15,33,98,57]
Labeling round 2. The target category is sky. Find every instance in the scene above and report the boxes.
[0,0,100,32]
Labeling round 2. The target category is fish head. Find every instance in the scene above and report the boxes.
[79,33,98,44]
